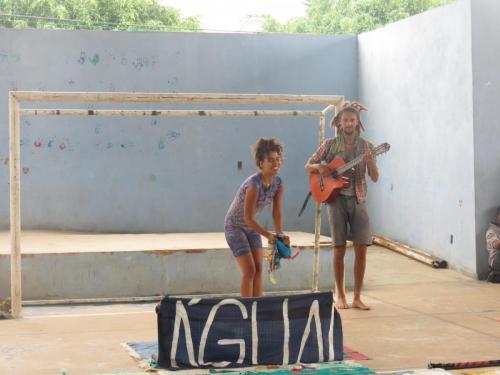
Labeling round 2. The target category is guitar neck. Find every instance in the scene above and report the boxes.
[336,144,386,175]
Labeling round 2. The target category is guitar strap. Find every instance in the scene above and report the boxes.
[326,136,344,162]
[298,191,312,216]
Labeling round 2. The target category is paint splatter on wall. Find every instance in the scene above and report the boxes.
[0,51,21,65]
[78,51,100,65]
[158,131,181,150]
[20,119,181,153]
[76,50,159,71]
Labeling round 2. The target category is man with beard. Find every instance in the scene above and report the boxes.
[486,206,500,283]
[304,102,378,310]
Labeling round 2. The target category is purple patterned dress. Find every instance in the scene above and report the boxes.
[224,173,282,257]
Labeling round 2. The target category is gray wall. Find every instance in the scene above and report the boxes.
[358,1,477,275]
[0,29,357,232]
[471,0,500,278]
[1,0,497,278]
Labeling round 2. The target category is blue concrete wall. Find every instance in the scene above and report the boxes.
[471,0,500,278]
[1,1,496,279]
[0,29,357,232]
[358,1,477,275]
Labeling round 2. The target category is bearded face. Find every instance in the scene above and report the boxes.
[340,111,359,136]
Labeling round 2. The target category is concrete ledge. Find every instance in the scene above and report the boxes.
[0,231,354,300]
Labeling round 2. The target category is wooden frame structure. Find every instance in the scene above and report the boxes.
[8,91,344,318]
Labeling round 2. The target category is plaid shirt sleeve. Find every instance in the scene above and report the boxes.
[354,140,376,203]
[307,139,334,165]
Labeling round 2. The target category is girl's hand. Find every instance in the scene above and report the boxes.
[266,232,276,245]
[281,235,290,247]
[275,232,290,246]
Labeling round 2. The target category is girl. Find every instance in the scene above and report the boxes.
[224,137,289,297]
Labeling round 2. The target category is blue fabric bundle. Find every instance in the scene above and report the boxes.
[276,239,292,257]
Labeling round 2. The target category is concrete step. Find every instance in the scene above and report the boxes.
[0,231,354,301]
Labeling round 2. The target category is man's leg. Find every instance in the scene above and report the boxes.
[334,245,349,309]
[352,244,370,310]
[350,199,371,310]
[328,198,349,309]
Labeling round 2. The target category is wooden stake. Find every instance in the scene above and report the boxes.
[312,114,326,291]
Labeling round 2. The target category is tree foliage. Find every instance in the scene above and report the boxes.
[261,0,456,34]
[0,0,200,31]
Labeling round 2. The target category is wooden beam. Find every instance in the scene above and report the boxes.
[21,109,324,117]
[372,234,447,268]
[13,91,344,105]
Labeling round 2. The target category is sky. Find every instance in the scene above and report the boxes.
[161,0,308,32]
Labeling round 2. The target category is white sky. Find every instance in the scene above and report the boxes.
[160,0,308,32]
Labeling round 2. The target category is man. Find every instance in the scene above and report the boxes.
[304,102,378,310]
[486,206,500,283]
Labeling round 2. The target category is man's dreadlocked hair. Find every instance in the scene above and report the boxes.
[330,105,366,134]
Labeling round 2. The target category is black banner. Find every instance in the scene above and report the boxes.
[156,292,343,370]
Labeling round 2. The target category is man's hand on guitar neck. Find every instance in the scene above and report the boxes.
[362,148,376,164]
[363,149,379,182]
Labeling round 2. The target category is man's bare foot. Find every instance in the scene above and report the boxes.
[335,296,349,309]
[351,299,371,310]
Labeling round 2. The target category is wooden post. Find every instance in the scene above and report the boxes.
[9,92,22,318]
[312,113,326,291]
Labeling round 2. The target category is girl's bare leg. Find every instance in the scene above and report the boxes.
[235,253,256,297]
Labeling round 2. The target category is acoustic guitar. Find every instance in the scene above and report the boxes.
[309,142,390,204]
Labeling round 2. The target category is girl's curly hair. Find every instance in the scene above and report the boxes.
[252,137,284,168]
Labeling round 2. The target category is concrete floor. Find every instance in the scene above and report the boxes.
[1,245,499,375]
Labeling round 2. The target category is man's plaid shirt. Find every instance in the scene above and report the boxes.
[306,136,375,203]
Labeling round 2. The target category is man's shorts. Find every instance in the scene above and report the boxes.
[327,195,372,246]
[224,225,263,257]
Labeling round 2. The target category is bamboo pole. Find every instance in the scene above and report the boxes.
[335,99,345,118]
[22,289,316,306]
[9,92,22,319]
[8,90,346,318]
[312,113,326,292]
[321,104,337,115]
[372,234,447,268]
[13,91,344,105]
[21,109,324,117]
